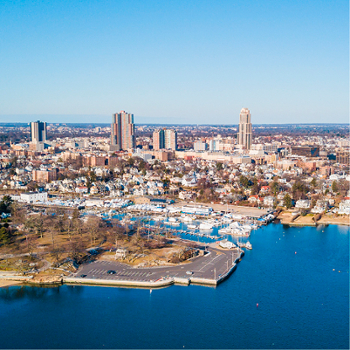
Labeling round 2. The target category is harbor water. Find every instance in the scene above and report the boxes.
[0,224,348,349]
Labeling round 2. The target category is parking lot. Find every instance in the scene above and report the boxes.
[75,247,241,283]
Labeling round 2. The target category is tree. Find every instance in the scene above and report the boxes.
[331,181,338,193]
[0,195,13,214]
[270,181,279,195]
[0,227,12,246]
[127,157,135,167]
[68,238,85,261]
[85,216,104,246]
[32,213,45,239]
[239,175,249,188]
[310,178,317,188]
[89,171,97,183]
[216,162,223,171]
[11,202,26,224]
[51,247,64,266]
[292,181,308,200]
[284,194,293,209]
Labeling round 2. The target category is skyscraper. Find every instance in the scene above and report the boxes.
[111,111,135,151]
[237,108,252,150]
[30,121,47,143]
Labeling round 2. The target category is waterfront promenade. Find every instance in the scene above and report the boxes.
[66,246,243,288]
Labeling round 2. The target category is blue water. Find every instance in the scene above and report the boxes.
[0,224,348,349]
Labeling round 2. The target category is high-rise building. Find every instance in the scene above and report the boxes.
[237,108,252,150]
[153,129,177,151]
[164,129,177,150]
[194,140,208,151]
[153,129,165,150]
[111,111,135,151]
[30,121,47,143]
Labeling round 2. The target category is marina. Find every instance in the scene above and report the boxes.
[66,204,270,288]
[1,224,348,349]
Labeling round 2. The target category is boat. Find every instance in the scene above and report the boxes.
[218,227,230,234]
[187,224,198,230]
[181,215,194,222]
[199,222,213,230]
[219,227,250,236]
[245,241,252,250]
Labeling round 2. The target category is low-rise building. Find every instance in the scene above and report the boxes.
[295,199,311,209]
[20,192,48,203]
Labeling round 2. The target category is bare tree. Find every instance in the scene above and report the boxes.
[85,216,103,246]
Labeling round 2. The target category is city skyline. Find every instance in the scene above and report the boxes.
[0,0,348,124]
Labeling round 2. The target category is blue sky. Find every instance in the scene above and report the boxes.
[0,0,348,124]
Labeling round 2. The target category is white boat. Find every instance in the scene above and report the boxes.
[241,225,252,233]
[181,215,193,222]
[245,241,252,250]
[187,224,198,230]
[199,222,213,230]
[219,227,250,236]
[218,227,229,234]
[168,217,177,222]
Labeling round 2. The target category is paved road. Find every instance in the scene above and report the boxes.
[174,201,269,218]
[75,247,242,283]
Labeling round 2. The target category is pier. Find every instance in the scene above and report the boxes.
[65,246,243,288]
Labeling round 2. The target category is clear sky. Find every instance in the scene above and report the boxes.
[0,0,348,124]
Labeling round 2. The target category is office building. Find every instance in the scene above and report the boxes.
[237,108,252,150]
[30,121,47,143]
[111,111,135,151]
[291,146,320,157]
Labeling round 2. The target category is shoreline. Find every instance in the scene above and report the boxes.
[0,280,22,288]
[279,221,350,227]
[0,249,244,289]
[277,212,349,227]
[0,222,347,289]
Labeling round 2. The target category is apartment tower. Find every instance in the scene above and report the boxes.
[237,108,252,150]
[164,129,177,150]
[153,129,165,150]
[30,121,47,143]
[153,129,177,150]
[111,111,135,151]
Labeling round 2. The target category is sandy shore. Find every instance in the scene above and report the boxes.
[278,211,350,226]
[0,280,21,288]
